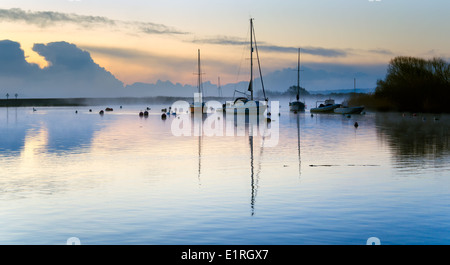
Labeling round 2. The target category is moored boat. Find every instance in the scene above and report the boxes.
[190,49,206,114]
[334,105,364,114]
[216,18,268,115]
[310,99,340,113]
[289,48,305,112]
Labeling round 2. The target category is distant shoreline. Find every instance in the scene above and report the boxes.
[0,93,361,108]
[0,96,233,107]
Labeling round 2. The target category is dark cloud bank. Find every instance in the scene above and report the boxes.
[0,40,386,99]
[0,40,125,98]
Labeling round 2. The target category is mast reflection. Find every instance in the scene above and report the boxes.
[248,121,265,216]
[296,113,302,178]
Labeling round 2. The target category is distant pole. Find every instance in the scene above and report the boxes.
[15,93,18,100]
[6,93,9,100]
[218,77,222,97]
[197,49,201,95]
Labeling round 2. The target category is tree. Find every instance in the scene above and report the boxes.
[375,56,450,112]
[286,85,310,97]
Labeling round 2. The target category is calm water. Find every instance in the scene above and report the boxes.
[0,100,449,245]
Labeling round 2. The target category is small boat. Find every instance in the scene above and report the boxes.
[105,107,113,111]
[289,48,305,112]
[333,80,364,114]
[289,101,305,112]
[334,105,364,114]
[310,99,340,113]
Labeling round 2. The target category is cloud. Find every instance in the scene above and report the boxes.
[0,39,40,75]
[192,36,248,46]
[79,44,196,71]
[260,45,348,57]
[0,39,388,98]
[33,42,96,70]
[0,8,115,28]
[192,36,397,58]
[0,8,187,35]
[367,48,394,55]
[252,62,388,92]
[137,22,188,35]
[191,36,347,58]
[79,45,152,60]
[0,40,125,98]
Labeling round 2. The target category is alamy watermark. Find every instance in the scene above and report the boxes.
[66,237,81,245]
[66,236,381,245]
[366,237,381,245]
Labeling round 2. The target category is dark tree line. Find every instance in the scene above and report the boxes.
[259,85,310,98]
[374,56,450,113]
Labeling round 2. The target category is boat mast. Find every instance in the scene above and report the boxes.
[297,48,300,101]
[250,18,254,101]
[197,49,202,95]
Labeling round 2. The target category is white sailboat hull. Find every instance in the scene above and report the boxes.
[217,100,268,115]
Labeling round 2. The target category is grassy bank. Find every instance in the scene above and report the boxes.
[348,93,395,112]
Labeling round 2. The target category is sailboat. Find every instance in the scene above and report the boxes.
[289,48,306,112]
[217,19,268,115]
[190,49,206,114]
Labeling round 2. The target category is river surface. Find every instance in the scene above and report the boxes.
[0,100,449,245]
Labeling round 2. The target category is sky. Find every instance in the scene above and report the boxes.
[0,0,449,98]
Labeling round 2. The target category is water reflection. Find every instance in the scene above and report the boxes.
[375,112,450,171]
[296,113,302,177]
[0,107,103,154]
[195,114,204,185]
[248,126,263,216]
[249,132,256,215]
[1,105,450,244]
